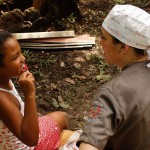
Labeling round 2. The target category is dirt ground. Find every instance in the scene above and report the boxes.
[16,0,150,130]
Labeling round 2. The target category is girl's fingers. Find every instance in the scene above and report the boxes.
[20,71,30,78]
[19,71,35,82]
[21,71,32,78]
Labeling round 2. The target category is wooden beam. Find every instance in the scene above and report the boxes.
[20,42,95,47]
[12,31,75,40]
[18,34,95,44]
[20,45,93,49]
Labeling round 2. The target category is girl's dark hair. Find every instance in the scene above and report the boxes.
[0,30,13,66]
[113,36,145,56]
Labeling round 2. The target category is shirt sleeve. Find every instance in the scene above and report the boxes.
[77,87,122,149]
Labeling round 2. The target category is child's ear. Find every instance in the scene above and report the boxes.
[120,44,129,54]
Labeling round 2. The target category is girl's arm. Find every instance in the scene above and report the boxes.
[0,71,39,146]
[18,71,39,146]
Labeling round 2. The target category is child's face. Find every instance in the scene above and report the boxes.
[99,28,122,66]
[0,37,26,78]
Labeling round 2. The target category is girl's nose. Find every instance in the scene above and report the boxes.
[21,53,26,62]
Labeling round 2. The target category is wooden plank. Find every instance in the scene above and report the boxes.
[20,45,93,49]
[12,31,75,40]
[19,35,95,44]
[20,42,95,47]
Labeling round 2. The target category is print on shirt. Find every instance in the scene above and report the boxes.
[84,100,101,123]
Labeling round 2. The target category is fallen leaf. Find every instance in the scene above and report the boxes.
[85,53,92,61]
[78,76,86,80]
[50,83,57,90]
[95,74,111,81]
[73,63,81,68]
[33,65,39,69]
[60,61,65,67]
[58,95,64,102]
[59,102,69,109]
[53,101,59,108]
[72,75,86,80]
[64,78,75,84]
[74,57,85,62]
[95,75,101,81]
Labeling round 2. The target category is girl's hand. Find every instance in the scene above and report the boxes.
[18,71,35,98]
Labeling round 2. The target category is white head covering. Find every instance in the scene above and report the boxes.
[102,5,150,51]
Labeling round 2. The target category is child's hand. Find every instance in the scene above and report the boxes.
[18,71,35,98]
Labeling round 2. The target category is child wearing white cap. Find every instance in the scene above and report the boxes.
[77,4,150,150]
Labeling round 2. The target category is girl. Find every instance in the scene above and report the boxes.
[0,30,68,150]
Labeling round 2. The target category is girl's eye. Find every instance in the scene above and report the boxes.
[11,54,19,61]
[11,51,22,61]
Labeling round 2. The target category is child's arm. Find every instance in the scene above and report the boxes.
[18,71,39,145]
[0,71,39,146]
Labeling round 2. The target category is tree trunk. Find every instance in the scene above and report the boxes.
[13,0,33,11]
[32,0,44,11]
[33,0,82,21]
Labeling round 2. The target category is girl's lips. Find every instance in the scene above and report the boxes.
[21,64,28,72]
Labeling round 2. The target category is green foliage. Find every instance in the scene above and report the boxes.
[22,50,57,78]
[59,13,78,31]
[94,55,112,82]
[112,0,125,4]
[0,0,4,5]
[133,0,148,3]
[0,0,13,11]
[52,100,69,109]
[112,0,148,4]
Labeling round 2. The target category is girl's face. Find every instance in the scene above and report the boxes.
[100,28,122,66]
[0,37,26,78]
